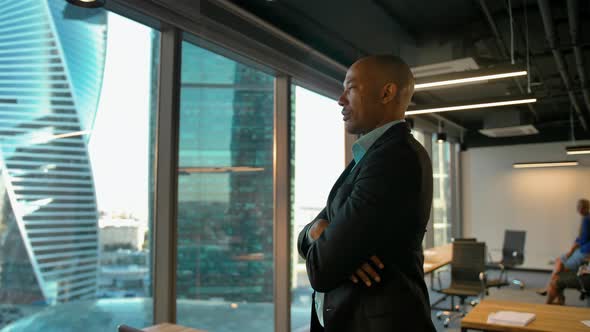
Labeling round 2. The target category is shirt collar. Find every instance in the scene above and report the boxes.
[352,119,405,164]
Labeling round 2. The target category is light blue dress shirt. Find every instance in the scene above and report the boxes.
[313,119,405,327]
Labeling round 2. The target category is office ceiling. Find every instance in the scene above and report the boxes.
[228,0,590,148]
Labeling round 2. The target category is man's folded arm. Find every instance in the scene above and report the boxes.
[305,153,417,292]
[297,207,328,259]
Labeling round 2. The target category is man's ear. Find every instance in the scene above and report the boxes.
[381,83,398,104]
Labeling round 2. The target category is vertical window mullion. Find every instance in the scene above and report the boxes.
[451,143,463,238]
[152,23,181,325]
[274,75,291,332]
[423,132,435,248]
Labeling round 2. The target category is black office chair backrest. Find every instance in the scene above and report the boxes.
[502,230,526,265]
[452,237,477,242]
[451,241,486,289]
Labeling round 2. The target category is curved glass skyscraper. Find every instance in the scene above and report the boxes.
[0,0,106,304]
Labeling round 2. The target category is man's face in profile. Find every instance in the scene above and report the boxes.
[338,61,383,135]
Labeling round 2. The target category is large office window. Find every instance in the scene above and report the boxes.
[290,86,345,331]
[176,39,275,331]
[0,1,158,331]
[431,137,453,246]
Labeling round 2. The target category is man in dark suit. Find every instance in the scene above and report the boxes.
[298,55,435,332]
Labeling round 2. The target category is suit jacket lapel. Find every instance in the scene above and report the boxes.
[325,122,411,221]
[326,159,355,221]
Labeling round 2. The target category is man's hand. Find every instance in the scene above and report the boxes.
[309,219,329,240]
[350,256,385,287]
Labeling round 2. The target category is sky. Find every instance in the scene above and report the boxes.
[88,12,152,220]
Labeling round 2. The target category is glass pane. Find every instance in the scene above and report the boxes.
[431,137,453,246]
[176,40,275,331]
[0,2,158,331]
[290,86,344,331]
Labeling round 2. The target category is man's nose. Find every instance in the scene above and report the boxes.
[338,94,347,107]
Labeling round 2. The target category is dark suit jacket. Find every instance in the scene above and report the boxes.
[297,122,435,332]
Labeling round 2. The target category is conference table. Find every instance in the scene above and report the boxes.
[143,323,206,332]
[423,243,453,275]
[461,299,590,331]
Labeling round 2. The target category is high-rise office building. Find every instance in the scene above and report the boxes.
[176,44,274,302]
[0,0,106,304]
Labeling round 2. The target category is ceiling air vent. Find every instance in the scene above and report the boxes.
[479,125,539,137]
[478,110,538,138]
[411,57,480,78]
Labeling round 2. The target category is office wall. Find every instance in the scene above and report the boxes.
[462,140,590,270]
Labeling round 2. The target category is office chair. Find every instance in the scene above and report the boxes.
[435,241,487,328]
[431,238,476,291]
[486,230,526,291]
[117,324,144,332]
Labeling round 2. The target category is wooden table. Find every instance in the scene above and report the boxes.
[461,299,590,331]
[143,323,207,332]
[423,243,453,308]
[423,243,453,274]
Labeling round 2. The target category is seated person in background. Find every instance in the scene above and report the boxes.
[539,198,590,298]
[546,264,590,305]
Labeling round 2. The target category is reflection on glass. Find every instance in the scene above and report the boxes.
[176,40,275,331]
[290,86,344,331]
[0,2,157,330]
[431,137,453,246]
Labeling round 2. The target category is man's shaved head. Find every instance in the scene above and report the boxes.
[356,55,415,97]
[339,55,415,135]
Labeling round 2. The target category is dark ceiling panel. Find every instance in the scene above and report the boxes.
[226,0,590,147]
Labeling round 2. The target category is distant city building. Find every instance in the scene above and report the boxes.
[176,45,274,302]
[0,1,106,305]
[99,217,147,251]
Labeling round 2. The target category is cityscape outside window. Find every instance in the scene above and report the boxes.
[0,1,157,331]
[289,86,344,331]
[176,38,283,331]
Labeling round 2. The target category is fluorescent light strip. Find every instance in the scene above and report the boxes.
[566,145,590,155]
[406,98,537,115]
[415,71,527,90]
[567,150,590,155]
[513,161,578,169]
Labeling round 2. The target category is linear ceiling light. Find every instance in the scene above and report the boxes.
[513,161,578,169]
[406,98,537,116]
[566,145,590,155]
[415,70,527,90]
